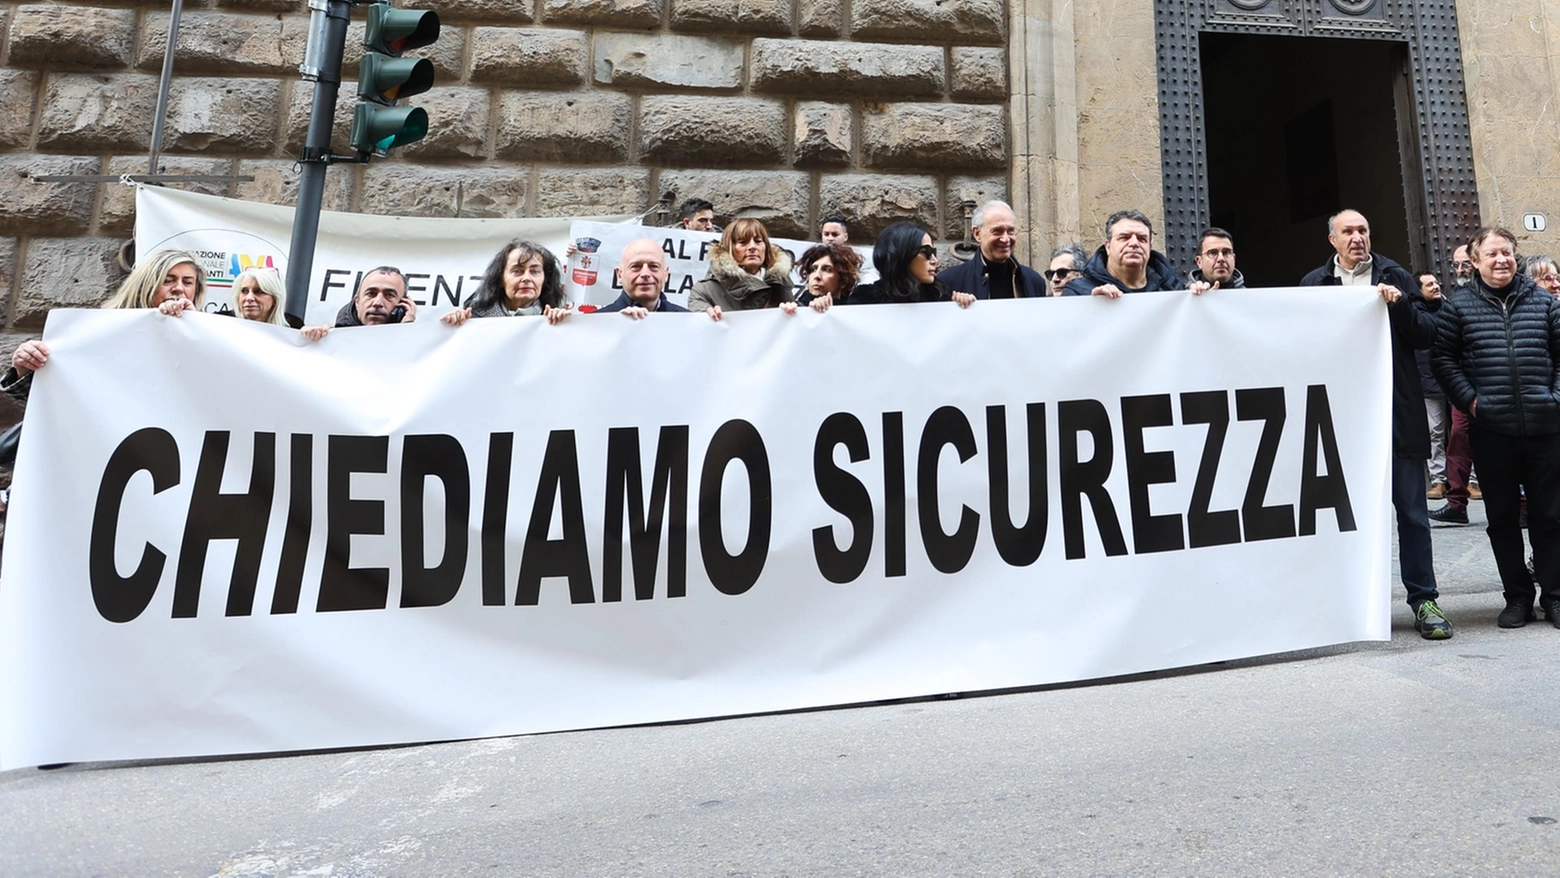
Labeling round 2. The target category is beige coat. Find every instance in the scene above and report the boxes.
[687,243,795,312]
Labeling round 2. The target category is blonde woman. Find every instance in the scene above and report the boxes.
[232,266,288,325]
[5,249,206,401]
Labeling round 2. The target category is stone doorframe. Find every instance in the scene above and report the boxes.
[1007,0,1082,268]
[1153,0,1479,272]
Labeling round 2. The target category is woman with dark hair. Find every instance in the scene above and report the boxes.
[687,218,797,319]
[442,239,570,326]
[848,223,975,308]
[796,242,861,312]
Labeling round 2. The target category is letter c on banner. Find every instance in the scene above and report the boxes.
[699,419,772,595]
[89,427,181,623]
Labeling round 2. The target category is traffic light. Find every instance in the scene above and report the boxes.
[350,2,440,157]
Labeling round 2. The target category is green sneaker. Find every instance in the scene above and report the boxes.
[1415,600,1453,640]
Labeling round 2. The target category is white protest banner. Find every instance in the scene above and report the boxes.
[134,186,634,325]
[0,290,1391,768]
[566,220,877,308]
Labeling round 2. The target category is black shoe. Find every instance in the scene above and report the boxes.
[1429,505,1469,526]
[1499,603,1536,628]
[1545,604,1560,629]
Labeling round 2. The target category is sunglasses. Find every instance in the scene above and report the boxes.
[915,245,937,259]
[1044,267,1077,281]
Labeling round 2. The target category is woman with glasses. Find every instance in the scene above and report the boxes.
[848,223,975,308]
[1525,254,1560,298]
[1045,243,1088,296]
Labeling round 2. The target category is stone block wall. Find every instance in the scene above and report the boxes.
[0,0,1013,339]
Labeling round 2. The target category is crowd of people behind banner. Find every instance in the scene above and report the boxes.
[3,197,1557,642]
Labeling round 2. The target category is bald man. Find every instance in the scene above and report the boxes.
[595,238,689,317]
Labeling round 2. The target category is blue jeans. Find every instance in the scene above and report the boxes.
[1393,457,1439,608]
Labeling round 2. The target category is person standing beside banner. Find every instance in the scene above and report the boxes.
[441,240,570,326]
[1301,208,1451,639]
[1432,227,1560,629]
[687,219,798,320]
[595,238,689,317]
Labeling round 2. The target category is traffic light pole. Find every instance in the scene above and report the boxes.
[284,0,353,328]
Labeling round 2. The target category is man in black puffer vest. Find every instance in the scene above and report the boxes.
[1432,227,1560,629]
[1301,208,1449,639]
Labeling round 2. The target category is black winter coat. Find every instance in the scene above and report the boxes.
[1061,246,1182,296]
[594,291,688,313]
[938,252,1047,299]
[846,280,949,305]
[1431,273,1560,438]
[1300,253,1437,459]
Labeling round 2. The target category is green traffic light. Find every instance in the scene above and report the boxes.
[364,4,440,56]
[358,53,435,104]
[351,103,429,155]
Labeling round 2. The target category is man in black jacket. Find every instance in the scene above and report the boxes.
[1431,227,1560,629]
[1301,208,1450,638]
[1062,210,1185,297]
[938,200,1047,299]
[595,238,690,317]
[1189,227,1247,289]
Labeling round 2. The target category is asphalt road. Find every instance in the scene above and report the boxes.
[3,501,1558,876]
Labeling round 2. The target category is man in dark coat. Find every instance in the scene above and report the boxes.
[333,266,417,327]
[938,200,1047,300]
[1431,227,1560,629]
[595,238,690,317]
[1188,227,1247,289]
[1301,208,1449,639]
[1061,210,1184,297]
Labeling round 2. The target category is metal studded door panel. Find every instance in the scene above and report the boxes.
[1155,0,1478,273]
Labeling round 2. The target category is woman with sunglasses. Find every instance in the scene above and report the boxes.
[1045,244,1088,296]
[848,223,975,308]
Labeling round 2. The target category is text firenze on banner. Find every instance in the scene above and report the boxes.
[0,290,1392,767]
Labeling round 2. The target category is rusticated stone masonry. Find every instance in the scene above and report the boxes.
[0,0,1013,341]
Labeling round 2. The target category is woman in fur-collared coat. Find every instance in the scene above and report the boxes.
[687,218,796,316]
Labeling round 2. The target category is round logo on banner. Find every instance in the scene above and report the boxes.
[143,228,289,318]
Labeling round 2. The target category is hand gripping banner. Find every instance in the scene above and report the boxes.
[0,290,1391,768]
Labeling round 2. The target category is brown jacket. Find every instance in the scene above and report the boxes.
[687,243,795,313]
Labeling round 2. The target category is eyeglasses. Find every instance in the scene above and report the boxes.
[1201,248,1235,259]
[1044,267,1076,281]
[915,245,937,259]
[1453,261,1473,271]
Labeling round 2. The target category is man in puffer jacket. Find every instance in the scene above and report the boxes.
[1432,226,1560,629]
[1061,210,1184,297]
[1301,208,1449,639]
